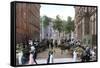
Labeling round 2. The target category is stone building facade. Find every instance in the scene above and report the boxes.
[16,3,40,44]
[74,6,97,47]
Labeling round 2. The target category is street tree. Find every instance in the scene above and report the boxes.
[41,15,52,28]
[64,16,75,39]
[53,15,63,38]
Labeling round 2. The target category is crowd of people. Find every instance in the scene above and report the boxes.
[16,38,97,65]
[16,39,39,65]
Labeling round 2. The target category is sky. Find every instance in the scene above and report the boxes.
[40,4,75,21]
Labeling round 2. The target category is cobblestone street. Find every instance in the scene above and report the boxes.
[36,47,80,64]
[37,48,72,59]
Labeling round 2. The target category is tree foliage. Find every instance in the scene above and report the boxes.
[64,16,75,34]
[41,15,51,28]
[53,15,63,33]
[41,15,75,36]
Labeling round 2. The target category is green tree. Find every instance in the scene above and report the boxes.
[53,15,63,37]
[63,16,75,39]
[41,15,52,28]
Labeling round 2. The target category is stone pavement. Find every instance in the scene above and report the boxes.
[36,58,80,64]
[37,48,72,59]
[36,48,81,64]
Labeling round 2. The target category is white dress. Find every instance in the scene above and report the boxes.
[73,51,77,62]
[49,54,53,63]
[18,51,23,65]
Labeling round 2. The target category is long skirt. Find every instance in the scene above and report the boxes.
[28,54,35,64]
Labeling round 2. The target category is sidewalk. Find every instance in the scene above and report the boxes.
[36,47,81,64]
[37,48,72,59]
[36,58,80,64]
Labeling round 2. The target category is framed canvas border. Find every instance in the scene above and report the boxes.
[10,1,98,67]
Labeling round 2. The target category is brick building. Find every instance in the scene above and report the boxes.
[16,3,40,44]
[74,6,97,47]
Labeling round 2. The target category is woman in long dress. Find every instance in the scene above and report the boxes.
[49,52,53,63]
[28,52,35,64]
[73,50,77,62]
[17,51,23,65]
[47,51,54,64]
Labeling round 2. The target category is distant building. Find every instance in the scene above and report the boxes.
[74,6,97,47]
[16,3,40,43]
